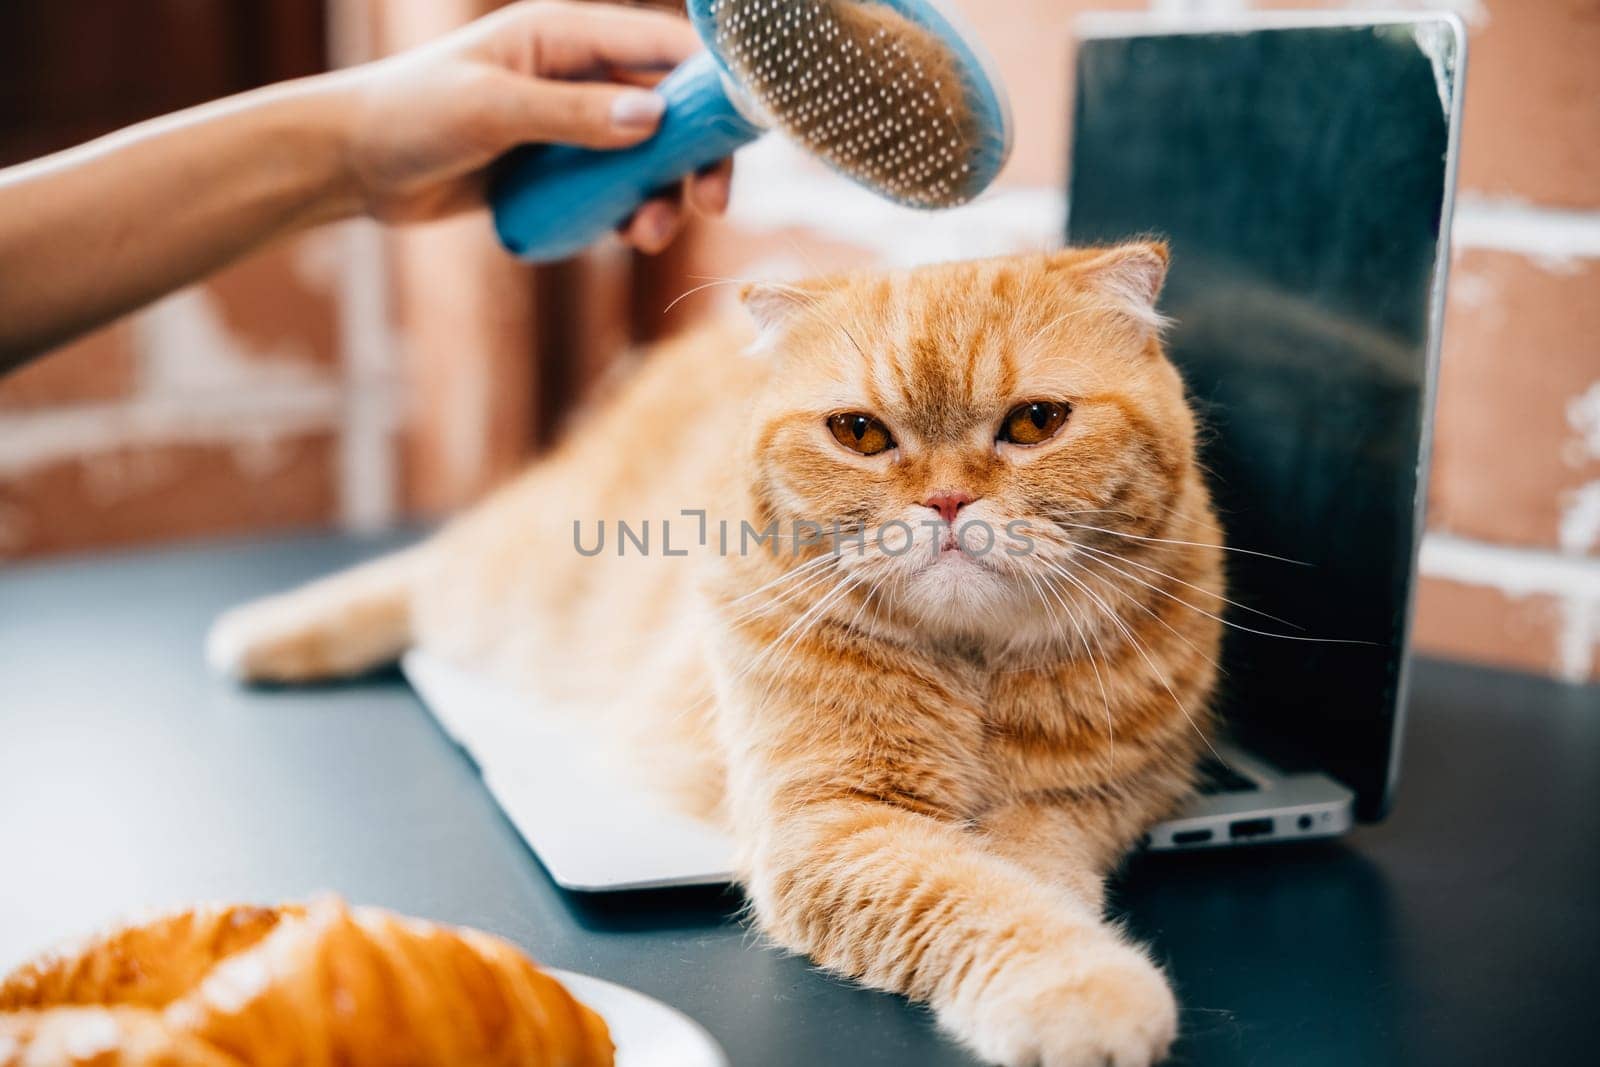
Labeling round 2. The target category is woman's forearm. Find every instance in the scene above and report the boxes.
[0,77,360,370]
[0,2,731,373]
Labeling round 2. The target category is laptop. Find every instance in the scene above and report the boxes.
[404,11,1466,887]
[1069,11,1465,847]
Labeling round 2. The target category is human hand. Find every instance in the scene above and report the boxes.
[330,0,732,252]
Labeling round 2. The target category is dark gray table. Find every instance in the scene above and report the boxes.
[2,532,1595,1065]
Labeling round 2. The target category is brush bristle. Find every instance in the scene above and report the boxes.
[709,0,982,207]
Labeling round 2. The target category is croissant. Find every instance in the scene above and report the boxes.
[0,897,614,1067]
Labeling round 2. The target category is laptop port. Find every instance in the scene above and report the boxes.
[1172,829,1213,845]
[1229,817,1275,840]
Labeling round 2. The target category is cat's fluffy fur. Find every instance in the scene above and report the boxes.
[210,245,1223,1067]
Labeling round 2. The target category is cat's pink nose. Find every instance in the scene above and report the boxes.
[922,492,974,524]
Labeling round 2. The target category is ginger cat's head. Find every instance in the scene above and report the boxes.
[738,244,1209,647]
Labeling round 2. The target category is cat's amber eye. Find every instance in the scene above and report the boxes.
[827,412,895,456]
[999,401,1070,446]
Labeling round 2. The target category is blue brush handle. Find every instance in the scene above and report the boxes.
[490,52,764,262]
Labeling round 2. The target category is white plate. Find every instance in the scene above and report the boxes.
[553,969,729,1067]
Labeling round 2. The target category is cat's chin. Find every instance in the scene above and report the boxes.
[894,552,1023,639]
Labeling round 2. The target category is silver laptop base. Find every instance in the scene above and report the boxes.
[1145,742,1355,851]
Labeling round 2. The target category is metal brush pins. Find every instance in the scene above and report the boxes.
[491,0,1012,260]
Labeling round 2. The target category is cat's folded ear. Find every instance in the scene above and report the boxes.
[738,281,818,356]
[740,283,806,328]
[1052,241,1171,335]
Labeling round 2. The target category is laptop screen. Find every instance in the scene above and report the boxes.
[1066,18,1460,819]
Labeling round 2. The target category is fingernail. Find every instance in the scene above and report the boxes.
[647,206,676,247]
[611,90,666,130]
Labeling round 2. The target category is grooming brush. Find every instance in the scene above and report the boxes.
[490,0,1013,261]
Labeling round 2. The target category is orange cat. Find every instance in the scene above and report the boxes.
[210,244,1224,1067]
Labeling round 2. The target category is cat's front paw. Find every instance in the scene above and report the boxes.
[960,945,1178,1067]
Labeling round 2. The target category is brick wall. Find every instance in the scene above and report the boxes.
[0,235,355,554]
[1402,0,1600,683]
[2,1,1595,682]
[0,0,362,556]
[1279,0,1598,683]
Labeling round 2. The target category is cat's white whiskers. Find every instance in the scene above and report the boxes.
[1061,552,1227,679]
[723,552,838,609]
[679,559,853,723]
[1062,540,1373,647]
[663,277,751,314]
[736,570,856,673]
[767,572,862,668]
[1030,531,1230,666]
[723,569,840,631]
[667,273,875,371]
[843,575,882,635]
[1039,558,1226,768]
[743,572,865,718]
[1023,568,1117,771]
[860,568,900,644]
[1054,518,1309,566]
[1054,498,1214,530]
[667,274,826,312]
[669,271,876,369]
[720,518,908,627]
[720,575,832,633]
[1068,537,1302,630]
